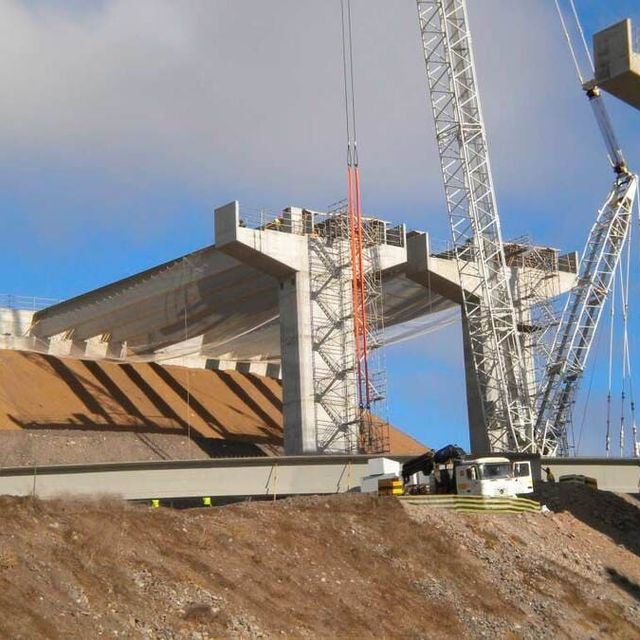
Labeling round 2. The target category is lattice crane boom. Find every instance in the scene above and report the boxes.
[534,4,639,455]
[535,173,637,454]
[416,0,535,453]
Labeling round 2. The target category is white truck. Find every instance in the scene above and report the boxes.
[402,445,533,498]
[452,456,533,497]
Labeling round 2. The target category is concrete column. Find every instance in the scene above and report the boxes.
[278,272,316,454]
[214,201,316,455]
[461,315,490,455]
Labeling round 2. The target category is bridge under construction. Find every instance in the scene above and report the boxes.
[1,2,640,465]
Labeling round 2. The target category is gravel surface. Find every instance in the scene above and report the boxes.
[0,486,638,639]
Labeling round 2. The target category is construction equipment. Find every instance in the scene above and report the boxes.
[401,445,533,498]
[415,0,535,454]
[416,0,638,457]
[533,5,639,455]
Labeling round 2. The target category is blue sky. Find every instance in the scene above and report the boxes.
[1,1,639,455]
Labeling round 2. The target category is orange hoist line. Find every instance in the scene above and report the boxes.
[347,165,363,394]
[353,167,371,409]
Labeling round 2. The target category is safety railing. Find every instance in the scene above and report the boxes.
[238,207,312,236]
[0,294,59,311]
[239,205,405,247]
[429,237,456,258]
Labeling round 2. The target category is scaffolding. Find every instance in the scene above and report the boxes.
[308,203,389,454]
[506,240,564,400]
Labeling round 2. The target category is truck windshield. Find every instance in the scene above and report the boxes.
[479,463,512,479]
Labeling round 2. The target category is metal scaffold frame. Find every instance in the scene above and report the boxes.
[416,0,534,452]
[356,213,389,454]
[309,210,360,453]
[308,205,389,454]
[507,240,564,400]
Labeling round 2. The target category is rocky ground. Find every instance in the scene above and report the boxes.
[0,485,638,639]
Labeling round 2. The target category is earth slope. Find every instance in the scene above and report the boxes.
[0,485,638,639]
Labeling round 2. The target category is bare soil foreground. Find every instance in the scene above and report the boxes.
[0,486,638,639]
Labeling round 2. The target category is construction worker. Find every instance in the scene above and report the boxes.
[544,466,555,483]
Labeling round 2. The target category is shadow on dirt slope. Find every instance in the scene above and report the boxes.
[606,567,640,603]
[534,483,640,557]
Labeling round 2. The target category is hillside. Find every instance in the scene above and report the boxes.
[0,349,426,466]
[0,485,638,639]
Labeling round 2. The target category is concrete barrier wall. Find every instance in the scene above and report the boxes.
[542,457,639,493]
[0,456,383,501]
[0,455,637,501]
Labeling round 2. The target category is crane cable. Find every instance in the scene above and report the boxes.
[618,210,636,457]
[340,0,371,413]
[553,0,592,85]
[605,275,615,457]
[568,0,594,72]
[633,194,640,457]
[576,321,604,455]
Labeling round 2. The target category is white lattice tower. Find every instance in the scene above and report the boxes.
[416,0,535,452]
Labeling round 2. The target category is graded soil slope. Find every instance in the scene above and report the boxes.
[0,350,425,465]
[0,485,638,639]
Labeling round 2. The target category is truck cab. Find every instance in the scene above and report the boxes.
[454,457,533,497]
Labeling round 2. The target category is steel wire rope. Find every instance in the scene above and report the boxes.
[340,0,370,414]
[339,0,352,163]
[605,275,615,456]
[346,0,358,167]
[576,319,604,455]
[632,193,640,456]
[553,0,586,84]
[618,227,634,456]
[568,0,594,72]
[618,266,627,456]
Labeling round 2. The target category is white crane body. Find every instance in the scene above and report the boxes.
[416,0,534,453]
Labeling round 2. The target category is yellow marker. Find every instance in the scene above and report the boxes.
[151,499,160,509]
[202,497,212,507]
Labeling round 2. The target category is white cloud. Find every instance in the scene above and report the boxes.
[1,0,633,249]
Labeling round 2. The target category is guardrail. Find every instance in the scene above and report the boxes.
[239,206,405,248]
[0,294,59,311]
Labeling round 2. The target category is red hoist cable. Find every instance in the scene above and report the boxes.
[341,0,371,416]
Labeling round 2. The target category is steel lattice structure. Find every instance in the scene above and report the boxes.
[416,0,534,452]
[535,173,638,455]
[309,212,360,453]
[308,207,389,454]
[507,240,565,401]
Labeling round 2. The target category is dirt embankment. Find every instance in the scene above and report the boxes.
[0,349,425,466]
[0,487,638,639]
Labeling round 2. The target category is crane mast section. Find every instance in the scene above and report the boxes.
[416,0,534,452]
[535,174,637,455]
[416,0,535,452]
